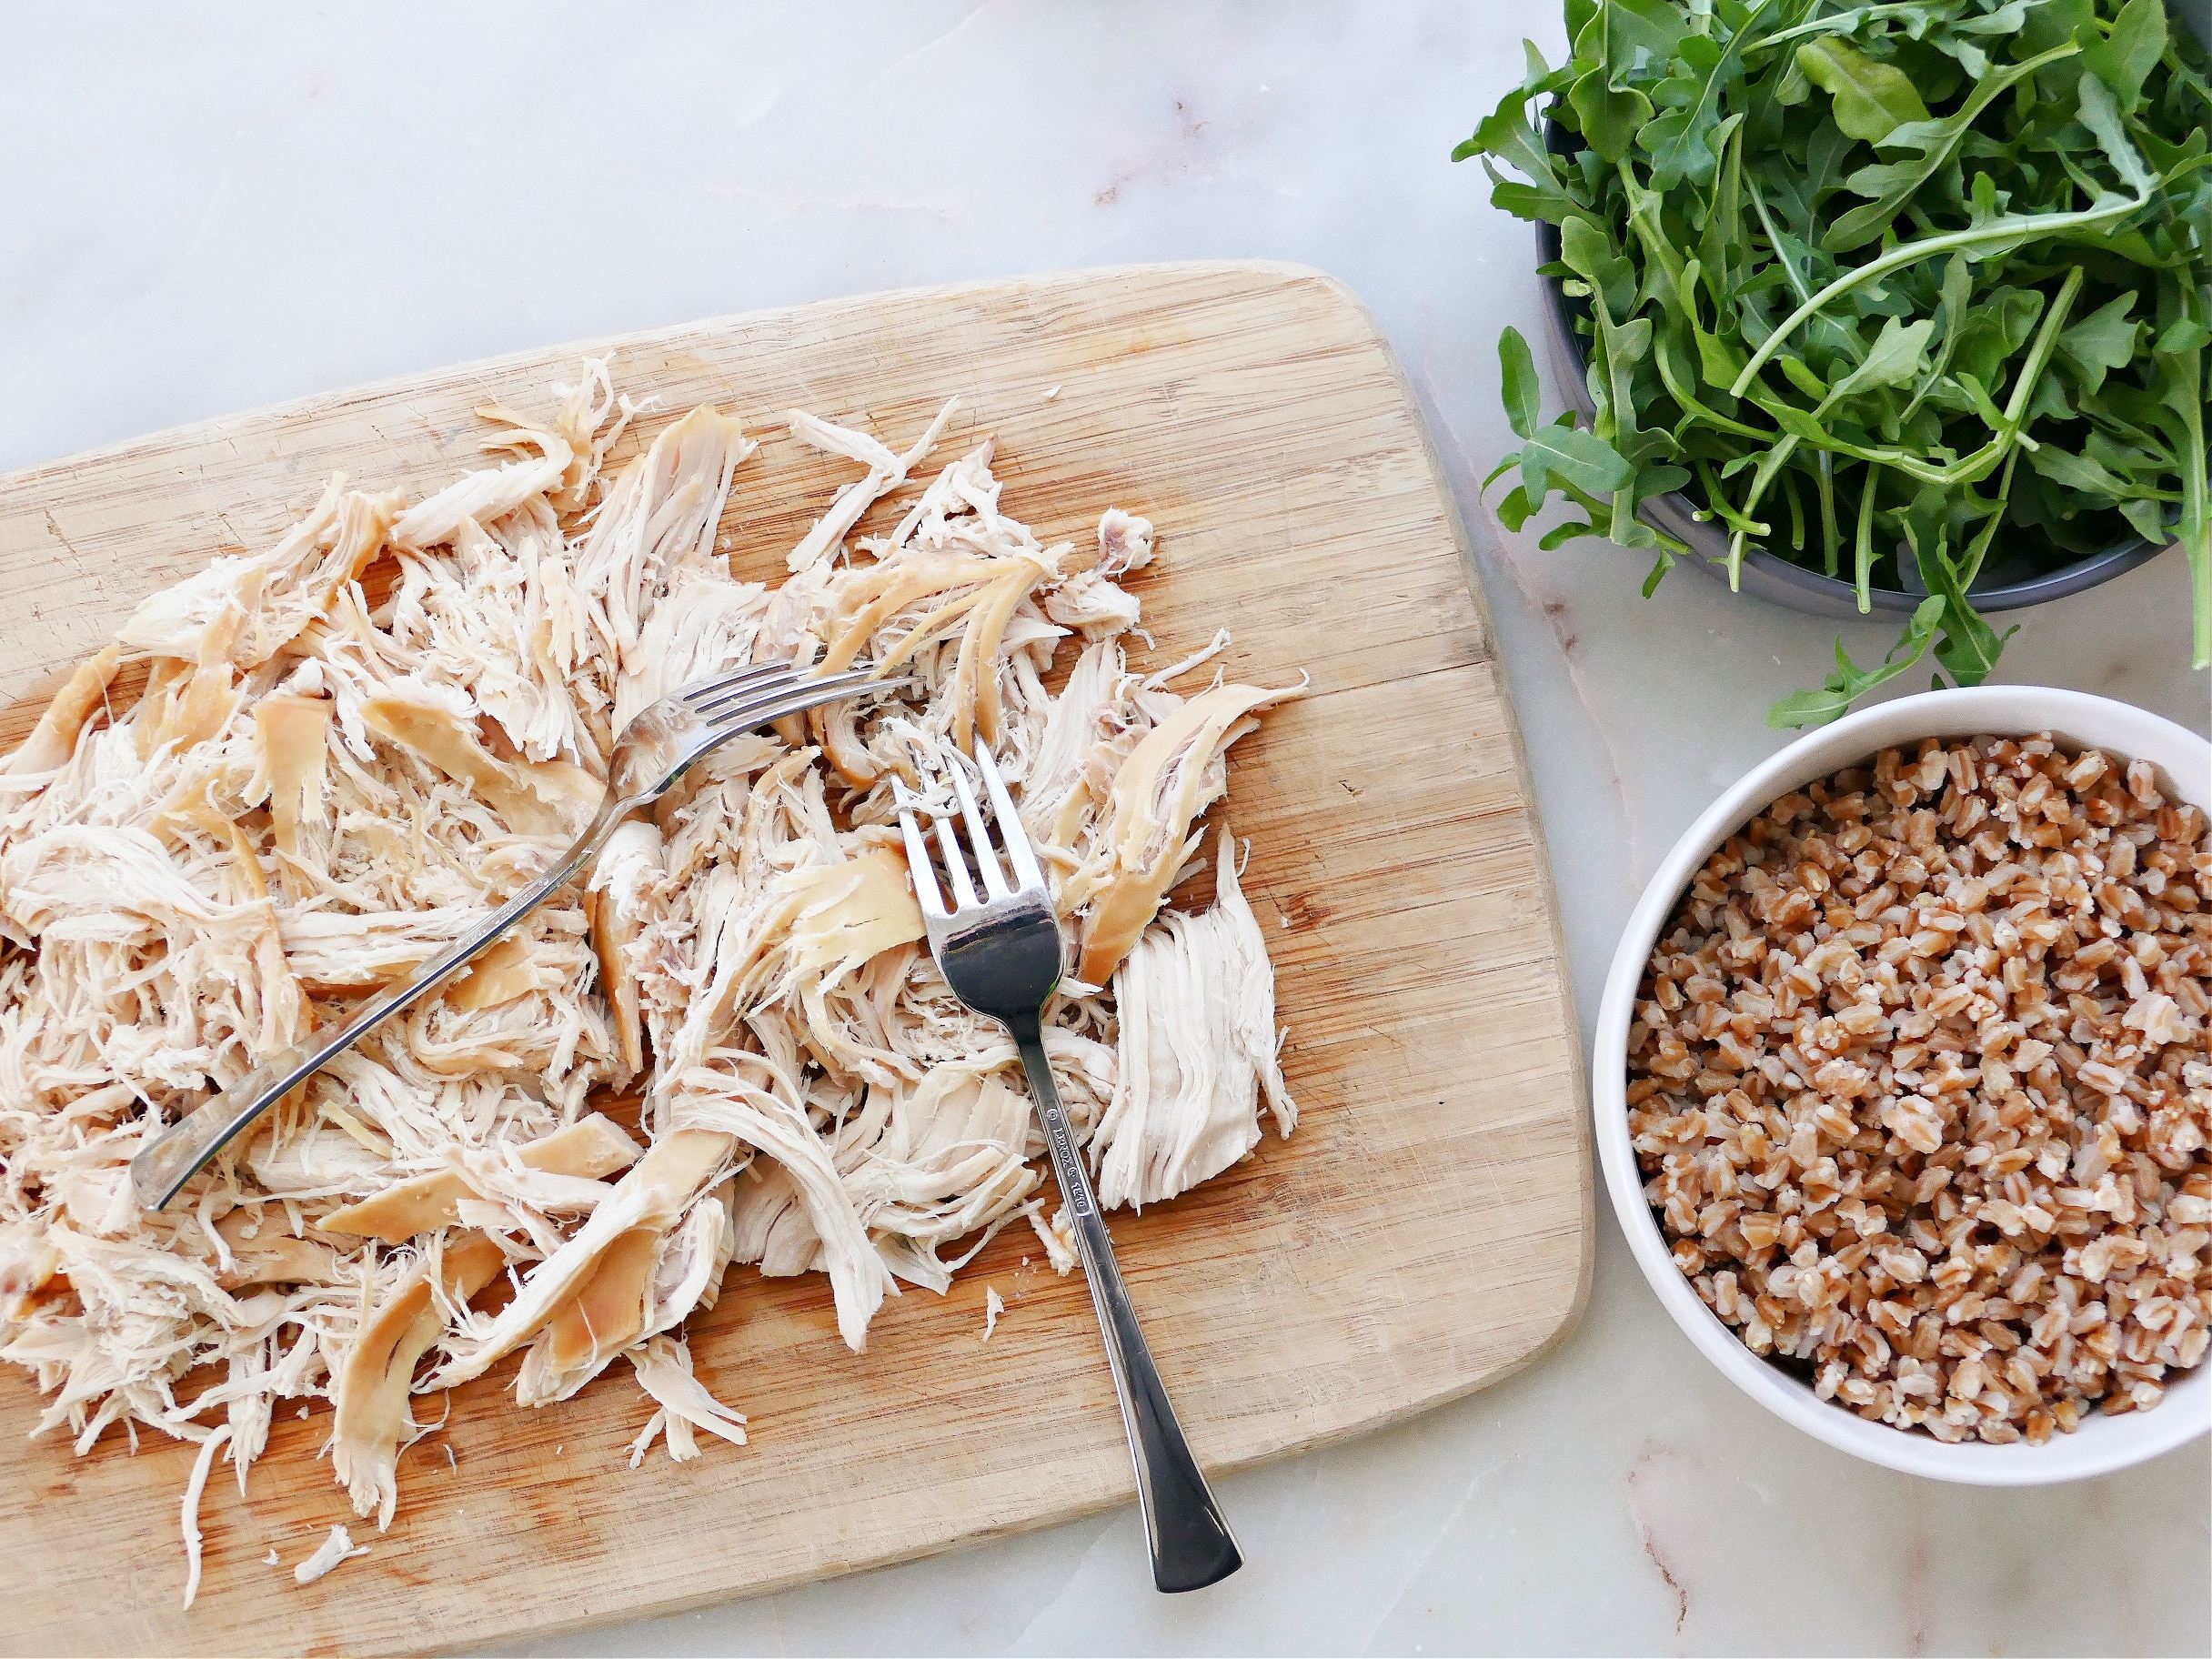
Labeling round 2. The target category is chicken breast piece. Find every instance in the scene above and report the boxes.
[331,1231,508,1529]
[1092,826,1294,1211]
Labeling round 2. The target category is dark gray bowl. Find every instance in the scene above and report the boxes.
[1532,220,2173,621]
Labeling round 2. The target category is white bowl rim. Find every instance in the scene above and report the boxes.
[1594,685,2212,1485]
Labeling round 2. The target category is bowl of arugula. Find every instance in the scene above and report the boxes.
[1458,0,2212,729]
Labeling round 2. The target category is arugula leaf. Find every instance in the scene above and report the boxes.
[1824,45,2075,254]
[1826,316,1936,401]
[2076,68,2158,197]
[2026,445,2134,498]
[1905,514,2016,685]
[1764,397,1830,446]
[1638,0,1779,190]
[1952,1,2034,35]
[1796,37,1930,144]
[2083,0,2167,114]
[1560,216,1637,324]
[1765,596,1947,728]
[1567,2,1662,161]
[1520,423,1637,503]
[2119,496,2171,543]
[1500,327,1543,440]
[1453,45,1584,220]
[1898,253,1973,424]
[1599,0,1690,63]
[2019,0,2097,57]
[2057,291,2143,396]
[1696,113,1750,299]
[1780,356,1829,401]
[1481,315,1694,571]
[1571,68,1654,162]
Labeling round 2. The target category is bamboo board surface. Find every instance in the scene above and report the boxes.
[0,261,1591,1656]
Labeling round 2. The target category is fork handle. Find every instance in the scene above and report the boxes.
[130,794,629,1211]
[1007,1010,1242,1594]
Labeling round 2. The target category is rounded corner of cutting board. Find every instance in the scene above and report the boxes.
[1241,258,1396,335]
[1513,1171,1602,1375]
[1181,258,1400,353]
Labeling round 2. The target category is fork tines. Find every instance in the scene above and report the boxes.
[896,741,1046,918]
[686,662,907,732]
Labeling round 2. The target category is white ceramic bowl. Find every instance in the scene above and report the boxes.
[1595,686,2212,1484]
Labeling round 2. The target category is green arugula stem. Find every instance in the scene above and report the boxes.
[1996,265,2086,427]
[1615,160,1687,297]
[1955,448,2021,592]
[1744,170,1814,307]
[1742,387,1980,486]
[1655,327,1770,439]
[1695,458,1772,537]
[2171,347,2212,667]
[1729,193,2150,399]
[1734,267,2082,495]
[1730,432,1805,588]
[1750,2,1950,54]
[1817,454,1840,576]
[1539,473,1698,563]
[1855,463,1883,612]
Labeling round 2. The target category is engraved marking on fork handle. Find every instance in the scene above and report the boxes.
[1042,1110,1094,1217]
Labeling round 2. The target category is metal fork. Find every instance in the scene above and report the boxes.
[131,660,902,1211]
[897,740,1242,1594]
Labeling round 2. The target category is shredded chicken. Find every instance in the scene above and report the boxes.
[0,362,1298,1606]
[1094,829,1296,1210]
[292,1523,368,1585]
[179,1424,231,1610]
[1026,1203,1079,1275]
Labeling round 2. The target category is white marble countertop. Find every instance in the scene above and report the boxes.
[5,5,2207,1654]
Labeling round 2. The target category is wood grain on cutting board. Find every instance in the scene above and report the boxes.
[0,261,1591,1657]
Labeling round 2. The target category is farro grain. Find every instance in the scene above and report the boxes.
[1628,733,2212,1443]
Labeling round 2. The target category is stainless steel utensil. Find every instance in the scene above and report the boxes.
[131,660,901,1211]
[895,739,1242,1594]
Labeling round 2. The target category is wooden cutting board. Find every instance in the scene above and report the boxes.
[0,261,1590,1657]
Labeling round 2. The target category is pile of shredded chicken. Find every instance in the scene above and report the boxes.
[0,363,1298,1594]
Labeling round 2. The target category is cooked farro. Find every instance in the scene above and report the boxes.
[1627,733,2212,1444]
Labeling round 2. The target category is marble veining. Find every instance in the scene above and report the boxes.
[2,4,2206,1654]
